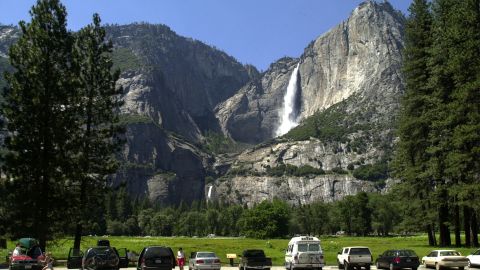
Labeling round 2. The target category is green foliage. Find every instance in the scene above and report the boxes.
[352,162,389,181]
[331,167,348,175]
[284,97,373,144]
[239,199,290,239]
[203,131,248,154]
[0,0,79,246]
[111,47,142,71]
[266,164,325,177]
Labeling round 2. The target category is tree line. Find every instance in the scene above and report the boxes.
[394,0,480,247]
[72,188,415,239]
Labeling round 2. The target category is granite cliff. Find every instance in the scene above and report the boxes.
[0,0,406,206]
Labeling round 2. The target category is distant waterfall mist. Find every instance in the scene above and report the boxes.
[276,63,300,137]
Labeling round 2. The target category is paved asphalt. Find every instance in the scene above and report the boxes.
[45,266,432,270]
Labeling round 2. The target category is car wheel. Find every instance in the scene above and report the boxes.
[459,267,464,270]
[436,263,441,270]
[376,262,381,270]
[412,267,418,270]
[339,260,344,269]
[345,262,351,270]
[366,266,371,270]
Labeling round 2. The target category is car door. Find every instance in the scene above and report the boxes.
[116,248,130,268]
[67,248,84,269]
[426,252,437,266]
[379,251,389,268]
[189,252,196,269]
[471,250,480,266]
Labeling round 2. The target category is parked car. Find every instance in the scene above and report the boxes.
[375,249,420,270]
[188,252,221,270]
[285,236,324,270]
[422,250,469,270]
[337,247,372,270]
[67,246,129,270]
[239,249,272,270]
[467,249,480,268]
[137,246,176,270]
[9,238,45,270]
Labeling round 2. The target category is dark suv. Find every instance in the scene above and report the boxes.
[137,246,176,270]
[67,246,129,270]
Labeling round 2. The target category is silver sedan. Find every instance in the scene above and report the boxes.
[189,252,221,270]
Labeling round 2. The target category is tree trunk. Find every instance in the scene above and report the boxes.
[454,203,461,247]
[464,206,472,247]
[473,212,479,247]
[427,224,436,246]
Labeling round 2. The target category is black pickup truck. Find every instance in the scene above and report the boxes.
[239,250,272,270]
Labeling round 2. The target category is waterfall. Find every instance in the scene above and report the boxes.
[207,185,213,200]
[276,63,300,137]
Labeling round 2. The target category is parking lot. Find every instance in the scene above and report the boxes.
[42,266,435,270]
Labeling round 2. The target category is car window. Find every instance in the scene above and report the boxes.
[243,250,265,257]
[350,248,371,255]
[308,244,320,252]
[429,252,438,257]
[344,249,349,254]
[196,253,216,258]
[298,244,308,252]
[145,247,172,258]
[398,250,416,257]
[440,251,460,256]
[27,247,43,259]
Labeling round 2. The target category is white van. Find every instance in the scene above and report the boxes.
[285,236,324,270]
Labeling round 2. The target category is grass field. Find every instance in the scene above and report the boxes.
[1,235,478,266]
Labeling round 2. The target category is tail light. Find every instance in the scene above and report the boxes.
[393,257,401,264]
[214,259,220,263]
[196,260,204,264]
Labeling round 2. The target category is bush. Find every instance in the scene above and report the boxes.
[352,162,389,181]
[331,167,348,174]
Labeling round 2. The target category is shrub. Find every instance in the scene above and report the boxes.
[352,162,389,181]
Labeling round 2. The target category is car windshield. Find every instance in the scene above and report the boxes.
[27,247,43,259]
[350,248,371,255]
[298,243,321,252]
[197,253,216,258]
[243,250,265,257]
[145,247,172,258]
[397,250,416,256]
[440,251,461,256]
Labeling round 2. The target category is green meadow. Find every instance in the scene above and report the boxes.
[1,235,478,266]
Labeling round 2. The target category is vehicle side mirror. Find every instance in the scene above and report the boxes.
[338,252,341,255]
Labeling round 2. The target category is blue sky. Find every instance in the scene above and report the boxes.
[0,0,412,71]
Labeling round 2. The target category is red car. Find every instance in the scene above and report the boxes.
[9,238,45,270]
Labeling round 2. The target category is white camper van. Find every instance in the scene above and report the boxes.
[285,236,324,270]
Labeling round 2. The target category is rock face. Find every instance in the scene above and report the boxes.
[210,0,405,205]
[0,1,407,206]
[106,23,256,203]
[216,1,405,144]
[211,175,378,207]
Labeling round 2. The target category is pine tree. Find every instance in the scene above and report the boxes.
[437,0,480,247]
[0,0,77,249]
[71,13,124,249]
[394,0,437,246]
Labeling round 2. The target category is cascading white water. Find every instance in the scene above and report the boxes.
[276,63,300,136]
[207,185,213,200]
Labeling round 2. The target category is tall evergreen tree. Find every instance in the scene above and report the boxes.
[394,0,437,246]
[437,0,480,247]
[0,0,77,248]
[71,13,124,250]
